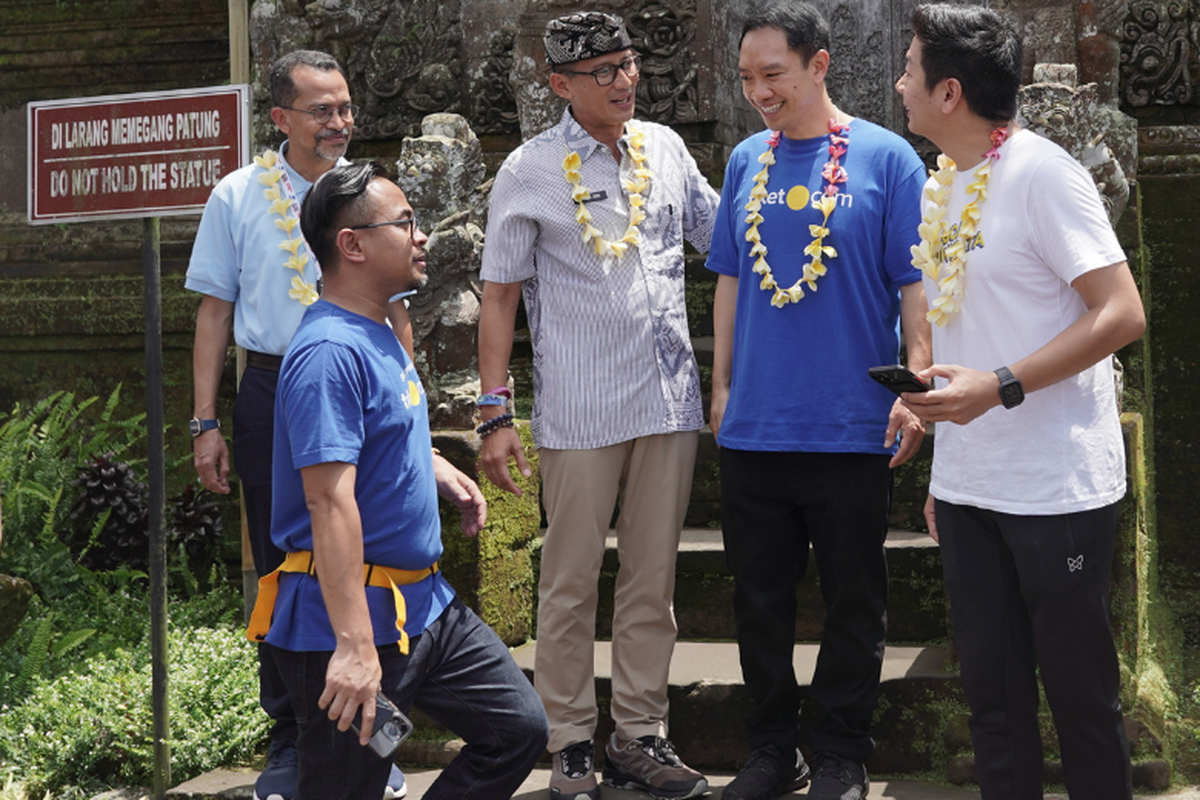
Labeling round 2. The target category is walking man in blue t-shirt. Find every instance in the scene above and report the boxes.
[706,3,931,799]
[254,162,547,800]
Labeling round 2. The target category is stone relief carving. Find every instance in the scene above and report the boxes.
[1120,0,1199,106]
[824,3,888,124]
[627,1,701,124]
[1139,124,1200,174]
[472,29,521,136]
[1018,75,1135,225]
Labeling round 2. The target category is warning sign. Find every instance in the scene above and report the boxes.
[28,85,250,224]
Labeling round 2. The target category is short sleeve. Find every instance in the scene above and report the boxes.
[1027,154,1125,286]
[278,341,366,469]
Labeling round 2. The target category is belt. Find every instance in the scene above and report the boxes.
[246,550,439,655]
[245,351,283,372]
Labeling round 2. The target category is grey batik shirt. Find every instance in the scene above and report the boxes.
[481,107,720,450]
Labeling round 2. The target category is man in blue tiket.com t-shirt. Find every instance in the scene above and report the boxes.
[256,162,547,800]
[706,3,931,799]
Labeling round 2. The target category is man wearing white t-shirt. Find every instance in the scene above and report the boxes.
[895,4,1145,798]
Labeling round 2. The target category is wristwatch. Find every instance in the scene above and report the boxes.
[994,367,1025,409]
[188,417,221,437]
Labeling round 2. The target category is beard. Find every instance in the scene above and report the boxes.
[313,128,350,161]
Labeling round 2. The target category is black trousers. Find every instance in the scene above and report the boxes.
[232,364,296,745]
[720,448,892,763]
[937,499,1132,800]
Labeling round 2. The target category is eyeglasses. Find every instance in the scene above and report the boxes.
[280,103,360,124]
[558,54,642,86]
[348,215,418,233]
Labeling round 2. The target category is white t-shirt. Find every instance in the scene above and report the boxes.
[924,129,1128,515]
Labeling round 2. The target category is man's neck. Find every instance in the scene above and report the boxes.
[281,141,337,183]
[319,284,387,324]
[939,117,1016,169]
[782,96,842,141]
[571,109,626,161]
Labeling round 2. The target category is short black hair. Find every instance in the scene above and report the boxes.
[740,0,830,67]
[269,50,346,108]
[911,3,1022,124]
[300,162,388,269]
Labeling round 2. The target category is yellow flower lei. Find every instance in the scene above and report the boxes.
[911,126,1010,327]
[562,124,653,258]
[745,120,850,308]
[255,149,319,306]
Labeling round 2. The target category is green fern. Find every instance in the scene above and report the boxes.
[18,614,55,689]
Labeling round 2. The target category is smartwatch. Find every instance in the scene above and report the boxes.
[189,417,221,437]
[994,366,1025,409]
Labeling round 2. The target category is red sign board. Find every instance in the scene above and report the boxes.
[27,85,250,225]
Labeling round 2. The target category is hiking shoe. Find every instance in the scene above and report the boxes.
[551,740,600,800]
[384,763,408,799]
[808,752,868,800]
[722,744,810,800]
[601,734,707,799]
[254,739,298,800]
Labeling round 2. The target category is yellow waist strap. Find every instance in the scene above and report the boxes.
[245,550,439,655]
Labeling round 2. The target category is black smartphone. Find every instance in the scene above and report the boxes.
[350,692,414,758]
[868,365,933,395]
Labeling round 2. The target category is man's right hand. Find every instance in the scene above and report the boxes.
[479,425,531,496]
[193,429,231,493]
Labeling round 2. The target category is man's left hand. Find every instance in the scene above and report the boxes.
[885,397,926,468]
[433,452,488,536]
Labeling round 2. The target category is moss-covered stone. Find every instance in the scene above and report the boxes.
[433,425,540,647]
[0,573,33,644]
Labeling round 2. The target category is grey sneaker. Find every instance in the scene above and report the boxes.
[601,734,707,799]
[722,744,810,800]
[551,740,600,800]
[807,752,868,800]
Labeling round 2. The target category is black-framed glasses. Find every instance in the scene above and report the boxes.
[558,54,642,86]
[280,102,360,124]
[348,215,418,233]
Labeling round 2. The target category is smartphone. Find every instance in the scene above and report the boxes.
[868,365,933,395]
[350,692,414,759]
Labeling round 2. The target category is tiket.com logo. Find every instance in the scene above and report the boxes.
[760,184,855,210]
[1067,555,1084,573]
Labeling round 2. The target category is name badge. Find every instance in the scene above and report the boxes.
[580,190,608,204]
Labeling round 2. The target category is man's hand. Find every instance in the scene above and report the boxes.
[319,641,382,745]
[923,493,939,544]
[884,397,926,467]
[478,426,531,497]
[902,364,1001,426]
[192,429,231,493]
[433,452,488,536]
[709,384,729,440]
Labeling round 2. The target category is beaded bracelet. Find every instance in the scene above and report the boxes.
[476,413,515,438]
[476,393,509,408]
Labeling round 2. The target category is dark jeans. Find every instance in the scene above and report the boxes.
[720,448,891,763]
[937,499,1132,800]
[231,364,295,745]
[275,597,549,800]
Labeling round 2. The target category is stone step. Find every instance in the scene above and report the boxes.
[578,526,948,644]
[507,639,960,774]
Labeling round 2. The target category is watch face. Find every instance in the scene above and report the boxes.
[1001,382,1024,408]
[188,419,200,436]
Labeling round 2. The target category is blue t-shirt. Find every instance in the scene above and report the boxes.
[706,120,925,452]
[267,300,453,652]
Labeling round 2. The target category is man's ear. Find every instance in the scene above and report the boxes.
[270,107,291,136]
[941,77,965,114]
[336,228,367,264]
[549,71,573,101]
[809,49,831,83]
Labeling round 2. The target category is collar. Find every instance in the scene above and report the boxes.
[559,106,634,159]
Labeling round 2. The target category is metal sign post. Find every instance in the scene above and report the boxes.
[27,85,250,799]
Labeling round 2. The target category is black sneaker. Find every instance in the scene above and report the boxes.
[807,752,868,800]
[722,744,810,800]
[254,738,298,800]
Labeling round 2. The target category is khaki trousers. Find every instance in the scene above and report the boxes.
[536,431,699,752]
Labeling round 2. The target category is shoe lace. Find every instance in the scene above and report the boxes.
[638,736,682,767]
[813,753,854,783]
[561,742,593,779]
[265,739,298,771]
